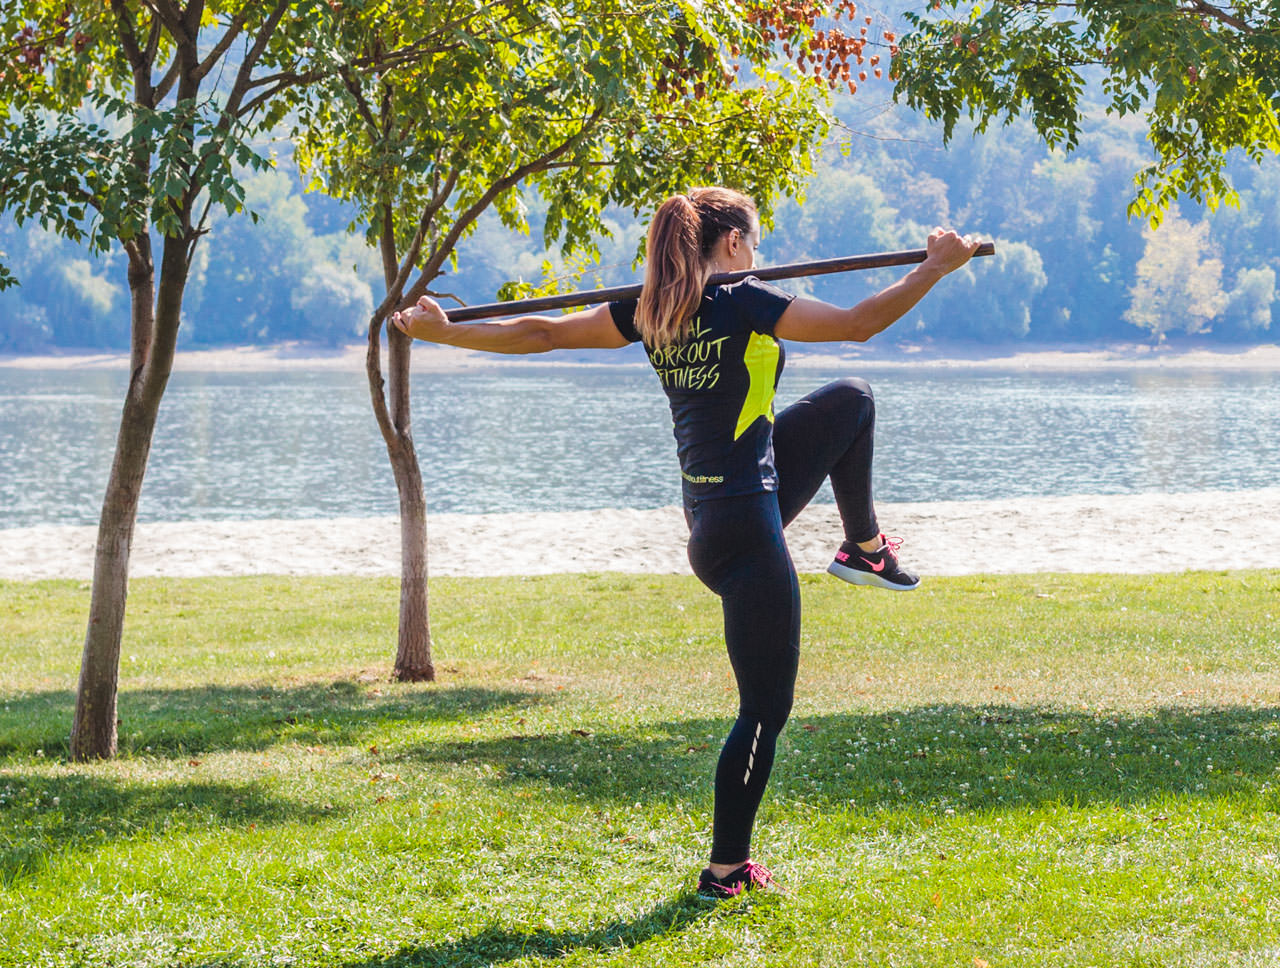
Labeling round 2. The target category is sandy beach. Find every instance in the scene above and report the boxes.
[3,489,1278,581]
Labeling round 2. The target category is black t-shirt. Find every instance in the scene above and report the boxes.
[610,276,796,504]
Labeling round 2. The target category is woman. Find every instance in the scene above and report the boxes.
[393,187,980,898]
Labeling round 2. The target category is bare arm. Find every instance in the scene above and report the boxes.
[774,228,982,343]
[392,299,629,353]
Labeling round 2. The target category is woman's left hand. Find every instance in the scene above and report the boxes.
[922,227,983,276]
[392,296,450,342]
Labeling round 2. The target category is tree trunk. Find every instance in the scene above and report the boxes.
[366,308,436,682]
[390,437,434,682]
[386,322,435,682]
[70,239,186,761]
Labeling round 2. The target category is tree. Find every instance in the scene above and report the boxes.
[891,0,1280,223]
[1124,210,1229,339]
[0,1,421,760]
[188,166,374,345]
[1220,264,1275,337]
[292,0,874,680]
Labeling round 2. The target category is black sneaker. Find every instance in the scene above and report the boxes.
[697,860,781,899]
[827,534,920,591]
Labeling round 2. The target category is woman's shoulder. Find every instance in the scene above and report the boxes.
[702,276,795,336]
[713,275,793,301]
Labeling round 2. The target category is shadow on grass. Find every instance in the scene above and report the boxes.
[0,682,546,886]
[0,772,332,885]
[340,894,711,968]
[0,682,545,758]
[397,703,1280,814]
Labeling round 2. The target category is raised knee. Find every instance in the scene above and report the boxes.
[823,377,873,420]
[834,376,873,403]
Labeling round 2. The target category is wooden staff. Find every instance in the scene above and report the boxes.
[444,241,995,322]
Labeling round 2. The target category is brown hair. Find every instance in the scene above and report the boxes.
[635,187,757,349]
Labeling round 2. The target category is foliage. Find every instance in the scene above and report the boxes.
[0,1,290,282]
[1124,209,1230,339]
[3,570,1280,963]
[892,0,1280,224]
[290,0,876,312]
[1222,264,1277,335]
[4,4,1279,348]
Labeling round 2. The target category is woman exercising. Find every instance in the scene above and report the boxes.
[393,186,980,898]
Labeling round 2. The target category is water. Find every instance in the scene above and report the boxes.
[1,364,1277,527]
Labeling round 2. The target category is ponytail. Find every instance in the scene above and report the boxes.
[635,187,757,349]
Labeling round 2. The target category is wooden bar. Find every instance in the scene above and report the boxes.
[445,241,995,322]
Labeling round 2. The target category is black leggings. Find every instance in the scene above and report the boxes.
[685,378,879,864]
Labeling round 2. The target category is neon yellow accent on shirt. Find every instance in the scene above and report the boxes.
[734,332,780,441]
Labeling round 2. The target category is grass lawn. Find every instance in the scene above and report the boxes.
[2,570,1279,967]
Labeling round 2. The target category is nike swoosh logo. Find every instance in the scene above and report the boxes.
[860,557,886,573]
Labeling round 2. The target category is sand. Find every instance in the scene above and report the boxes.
[3,489,1278,581]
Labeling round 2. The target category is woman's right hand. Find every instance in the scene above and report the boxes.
[922,227,982,276]
[392,296,450,342]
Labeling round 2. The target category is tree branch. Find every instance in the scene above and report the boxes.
[144,8,163,63]
[194,8,252,81]
[237,35,467,114]
[182,0,206,39]
[372,167,460,323]
[339,67,382,135]
[186,193,216,267]
[110,0,153,102]
[406,109,605,303]
[222,0,291,117]
[1182,0,1253,32]
[139,0,188,44]
[153,57,182,102]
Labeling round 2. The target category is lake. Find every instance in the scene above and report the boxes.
[1,363,1277,528]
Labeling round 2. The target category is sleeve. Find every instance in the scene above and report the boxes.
[608,299,642,343]
[736,276,796,335]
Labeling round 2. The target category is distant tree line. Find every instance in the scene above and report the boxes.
[2,104,1276,352]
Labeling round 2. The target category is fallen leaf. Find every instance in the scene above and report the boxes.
[571,728,592,737]
[931,892,942,908]
[974,959,990,968]
[187,759,202,767]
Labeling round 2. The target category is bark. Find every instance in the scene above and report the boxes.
[387,322,435,682]
[70,236,187,760]
[366,281,435,682]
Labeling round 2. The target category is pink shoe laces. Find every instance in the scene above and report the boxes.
[739,859,777,891]
[703,859,782,897]
[881,534,904,556]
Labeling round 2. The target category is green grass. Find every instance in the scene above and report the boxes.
[2,570,1279,967]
